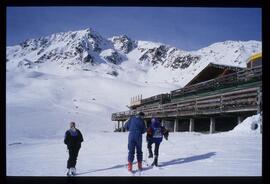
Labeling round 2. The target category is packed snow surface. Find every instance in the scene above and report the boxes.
[7,130,261,176]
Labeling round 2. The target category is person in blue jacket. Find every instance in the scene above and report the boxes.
[146,117,169,166]
[124,111,146,172]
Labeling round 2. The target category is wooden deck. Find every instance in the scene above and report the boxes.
[112,66,262,122]
[112,85,261,121]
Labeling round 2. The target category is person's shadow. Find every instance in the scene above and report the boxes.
[76,163,128,175]
[159,152,216,167]
[76,152,216,175]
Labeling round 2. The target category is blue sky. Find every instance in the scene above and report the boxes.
[7,7,261,50]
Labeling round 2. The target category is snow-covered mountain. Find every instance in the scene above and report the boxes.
[7,28,261,87]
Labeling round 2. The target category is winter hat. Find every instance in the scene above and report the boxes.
[137,111,145,117]
[70,122,76,131]
[151,118,160,128]
[70,122,76,128]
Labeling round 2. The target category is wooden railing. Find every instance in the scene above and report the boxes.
[111,86,261,121]
[140,93,170,105]
[171,66,262,98]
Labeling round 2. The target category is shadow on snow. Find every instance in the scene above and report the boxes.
[159,152,216,167]
[76,163,129,175]
[76,152,216,175]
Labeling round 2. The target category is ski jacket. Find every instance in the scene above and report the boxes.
[64,128,83,150]
[124,115,146,141]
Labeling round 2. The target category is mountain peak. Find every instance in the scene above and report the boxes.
[110,34,136,54]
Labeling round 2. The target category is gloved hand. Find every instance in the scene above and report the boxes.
[146,128,152,142]
[163,129,169,140]
[164,135,168,140]
[147,128,152,135]
[146,134,151,142]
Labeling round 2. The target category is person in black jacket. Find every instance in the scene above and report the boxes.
[64,122,83,176]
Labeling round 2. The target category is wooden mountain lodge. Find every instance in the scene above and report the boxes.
[112,53,262,134]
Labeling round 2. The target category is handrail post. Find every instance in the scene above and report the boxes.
[220,95,223,112]
[257,88,262,114]
[195,98,197,115]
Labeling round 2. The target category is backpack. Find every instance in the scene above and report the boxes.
[152,127,163,139]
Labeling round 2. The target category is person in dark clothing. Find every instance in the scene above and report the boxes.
[64,122,83,176]
[124,111,146,172]
[146,117,169,166]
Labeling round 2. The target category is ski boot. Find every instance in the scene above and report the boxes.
[138,161,143,171]
[66,168,71,176]
[127,162,132,172]
[148,149,153,158]
[151,156,158,167]
[71,167,76,175]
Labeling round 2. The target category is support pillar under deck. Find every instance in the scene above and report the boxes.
[210,117,215,134]
[121,121,124,132]
[189,118,194,132]
[237,116,243,125]
[174,119,179,132]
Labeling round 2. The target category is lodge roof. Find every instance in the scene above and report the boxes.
[185,62,244,87]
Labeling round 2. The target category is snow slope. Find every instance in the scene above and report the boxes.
[7,118,262,176]
[6,67,176,143]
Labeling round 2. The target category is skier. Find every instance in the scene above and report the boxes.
[124,111,147,172]
[64,122,84,176]
[146,117,169,167]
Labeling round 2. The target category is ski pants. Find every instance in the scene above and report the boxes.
[147,140,160,156]
[128,134,143,163]
[67,147,80,169]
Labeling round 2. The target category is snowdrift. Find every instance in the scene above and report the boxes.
[226,114,262,136]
